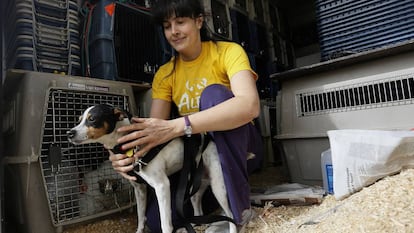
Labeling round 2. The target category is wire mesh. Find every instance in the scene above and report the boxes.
[39,89,135,224]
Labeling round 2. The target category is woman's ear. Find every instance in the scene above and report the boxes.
[196,15,204,29]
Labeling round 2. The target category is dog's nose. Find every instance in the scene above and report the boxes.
[67,129,76,139]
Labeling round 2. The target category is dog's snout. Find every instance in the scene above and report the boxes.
[67,129,76,139]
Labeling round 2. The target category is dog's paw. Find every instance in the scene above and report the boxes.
[175,228,189,233]
[205,221,229,233]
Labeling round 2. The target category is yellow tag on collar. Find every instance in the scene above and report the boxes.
[125,148,134,157]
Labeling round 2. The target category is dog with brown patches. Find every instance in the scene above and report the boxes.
[67,104,237,233]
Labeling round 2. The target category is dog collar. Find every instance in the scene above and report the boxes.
[111,143,137,157]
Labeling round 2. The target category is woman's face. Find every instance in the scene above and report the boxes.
[163,15,203,60]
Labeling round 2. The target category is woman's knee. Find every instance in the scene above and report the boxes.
[200,84,234,111]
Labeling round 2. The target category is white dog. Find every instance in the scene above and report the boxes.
[67,104,237,233]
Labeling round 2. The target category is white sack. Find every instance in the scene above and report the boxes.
[327,129,414,200]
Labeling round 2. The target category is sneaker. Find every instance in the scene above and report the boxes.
[175,228,188,233]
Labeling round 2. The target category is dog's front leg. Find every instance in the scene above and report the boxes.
[131,181,147,233]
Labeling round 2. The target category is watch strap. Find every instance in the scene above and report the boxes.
[184,115,191,127]
[184,115,192,137]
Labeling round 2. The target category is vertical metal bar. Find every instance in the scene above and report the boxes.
[322,92,327,112]
[313,93,316,113]
[392,80,396,101]
[372,83,377,104]
[398,78,403,100]
[51,91,61,221]
[367,84,372,105]
[52,93,57,143]
[305,94,309,114]
[361,85,366,107]
[338,88,342,109]
[402,77,408,100]
[315,93,322,112]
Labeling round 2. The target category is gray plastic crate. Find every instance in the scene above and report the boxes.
[275,52,414,185]
[2,70,141,233]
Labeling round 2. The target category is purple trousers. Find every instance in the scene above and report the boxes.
[146,84,263,231]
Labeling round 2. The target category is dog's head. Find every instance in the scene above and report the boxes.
[67,104,131,148]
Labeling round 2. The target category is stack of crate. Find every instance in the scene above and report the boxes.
[317,0,414,60]
[5,0,81,75]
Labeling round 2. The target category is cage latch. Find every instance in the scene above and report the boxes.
[48,143,62,174]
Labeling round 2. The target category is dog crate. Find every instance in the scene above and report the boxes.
[2,70,146,233]
[203,0,232,40]
[273,51,414,185]
[251,0,264,23]
[316,0,414,60]
[230,9,251,51]
[85,0,171,83]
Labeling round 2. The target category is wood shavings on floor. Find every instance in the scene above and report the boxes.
[63,168,414,233]
[244,168,414,233]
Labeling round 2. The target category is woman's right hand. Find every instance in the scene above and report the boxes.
[107,149,138,181]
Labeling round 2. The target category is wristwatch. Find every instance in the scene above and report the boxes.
[184,115,192,137]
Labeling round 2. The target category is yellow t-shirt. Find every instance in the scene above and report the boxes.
[152,41,257,116]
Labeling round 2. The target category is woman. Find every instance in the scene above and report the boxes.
[109,0,263,231]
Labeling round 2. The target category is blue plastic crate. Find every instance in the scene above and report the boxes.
[230,9,251,51]
[248,20,259,53]
[316,0,414,60]
[89,37,117,80]
[210,0,230,39]
[247,22,269,55]
[86,0,117,80]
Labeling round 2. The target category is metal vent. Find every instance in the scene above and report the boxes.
[39,89,134,224]
[296,73,414,117]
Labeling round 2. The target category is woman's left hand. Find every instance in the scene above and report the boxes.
[116,117,180,158]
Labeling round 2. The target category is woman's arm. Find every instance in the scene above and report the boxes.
[116,69,260,157]
[150,99,172,119]
[187,70,260,132]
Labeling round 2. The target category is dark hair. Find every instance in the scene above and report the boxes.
[151,0,211,41]
[151,0,217,82]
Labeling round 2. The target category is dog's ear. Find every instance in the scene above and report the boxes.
[113,108,129,121]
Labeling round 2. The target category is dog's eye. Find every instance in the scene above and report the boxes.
[88,116,95,122]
